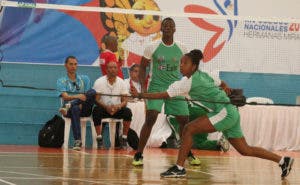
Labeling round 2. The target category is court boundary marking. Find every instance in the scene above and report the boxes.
[0,178,16,185]
[0,170,166,184]
[0,151,298,184]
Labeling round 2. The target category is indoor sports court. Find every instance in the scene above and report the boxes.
[0,0,299,184]
[0,146,299,184]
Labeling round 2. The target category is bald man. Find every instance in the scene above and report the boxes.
[92,62,132,148]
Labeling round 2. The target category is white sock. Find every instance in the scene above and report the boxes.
[176,164,184,170]
[97,135,102,139]
[279,157,285,165]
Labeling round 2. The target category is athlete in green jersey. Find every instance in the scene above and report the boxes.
[134,49,294,179]
[132,17,199,166]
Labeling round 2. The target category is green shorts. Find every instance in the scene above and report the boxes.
[208,105,244,139]
[188,104,209,120]
[146,96,189,116]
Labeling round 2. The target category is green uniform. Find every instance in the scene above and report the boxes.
[167,71,243,139]
[168,104,220,150]
[143,41,189,116]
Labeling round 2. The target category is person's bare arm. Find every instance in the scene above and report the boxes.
[95,94,114,115]
[61,92,86,101]
[138,92,170,100]
[112,95,128,114]
[95,94,106,108]
[139,57,151,93]
[220,81,231,95]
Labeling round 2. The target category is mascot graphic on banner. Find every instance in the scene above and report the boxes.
[99,0,162,66]
[185,0,238,62]
[100,0,238,65]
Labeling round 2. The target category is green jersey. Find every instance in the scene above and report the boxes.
[167,70,230,112]
[144,40,187,91]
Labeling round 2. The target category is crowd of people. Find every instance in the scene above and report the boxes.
[56,17,293,179]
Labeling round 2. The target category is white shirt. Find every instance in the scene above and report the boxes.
[93,76,128,105]
[166,71,221,98]
[124,78,142,94]
[167,76,192,98]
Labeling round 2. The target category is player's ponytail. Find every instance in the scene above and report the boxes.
[185,49,203,70]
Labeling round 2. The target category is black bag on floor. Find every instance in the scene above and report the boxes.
[38,115,65,148]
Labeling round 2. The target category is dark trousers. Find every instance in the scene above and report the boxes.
[66,89,96,140]
[92,105,132,126]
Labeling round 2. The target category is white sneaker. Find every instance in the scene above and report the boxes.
[72,140,82,151]
[218,135,230,152]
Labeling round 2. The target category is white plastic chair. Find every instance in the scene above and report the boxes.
[296,96,300,105]
[62,116,97,149]
[101,118,123,148]
[60,99,97,149]
[246,97,274,104]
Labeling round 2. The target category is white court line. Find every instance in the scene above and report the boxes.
[0,170,50,177]
[0,176,161,184]
[3,166,298,171]
[0,178,16,185]
[123,154,134,158]
[0,170,109,184]
[0,176,144,181]
[71,150,134,159]
[71,150,89,155]
[123,154,215,176]
[186,168,215,176]
[0,151,131,158]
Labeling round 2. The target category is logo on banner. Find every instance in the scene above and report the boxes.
[184,0,238,62]
[17,1,37,8]
[243,21,300,40]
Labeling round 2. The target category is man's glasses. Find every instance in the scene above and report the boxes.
[72,82,80,91]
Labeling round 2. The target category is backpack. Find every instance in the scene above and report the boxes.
[38,115,65,148]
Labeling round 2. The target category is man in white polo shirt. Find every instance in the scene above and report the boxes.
[92,62,132,148]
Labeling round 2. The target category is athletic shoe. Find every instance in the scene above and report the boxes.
[96,137,103,149]
[160,165,186,178]
[72,140,82,151]
[280,157,294,179]
[59,103,70,116]
[132,152,143,166]
[218,135,230,152]
[188,151,201,165]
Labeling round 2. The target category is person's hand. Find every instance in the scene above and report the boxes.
[105,105,113,115]
[130,85,139,98]
[77,94,87,101]
[111,105,120,115]
[220,81,231,96]
[223,87,232,96]
[105,105,118,115]
[141,86,147,94]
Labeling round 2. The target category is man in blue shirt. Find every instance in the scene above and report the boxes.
[57,56,96,150]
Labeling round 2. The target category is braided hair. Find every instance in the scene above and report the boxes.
[185,49,203,70]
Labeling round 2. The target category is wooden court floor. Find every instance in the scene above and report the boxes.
[0,146,299,185]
